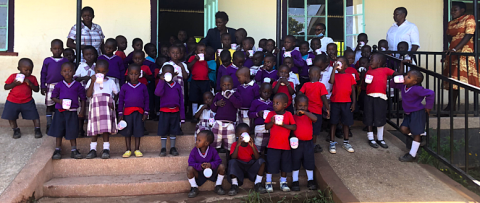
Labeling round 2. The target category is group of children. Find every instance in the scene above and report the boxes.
[2,27,434,196]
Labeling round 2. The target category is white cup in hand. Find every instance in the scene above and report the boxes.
[15,74,25,83]
[198,53,204,61]
[95,73,104,84]
[62,99,72,110]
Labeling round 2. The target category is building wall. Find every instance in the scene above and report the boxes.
[0,0,151,104]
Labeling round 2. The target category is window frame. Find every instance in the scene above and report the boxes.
[0,0,14,54]
[287,0,328,41]
[343,0,365,50]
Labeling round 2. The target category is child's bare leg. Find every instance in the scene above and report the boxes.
[102,132,110,142]
[70,139,77,148]
[257,162,265,176]
[187,166,200,197]
[33,119,40,128]
[56,137,62,148]
[8,120,18,129]
[400,126,410,135]
[187,166,198,179]
[281,171,287,178]
[343,125,350,140]
[330,124,337,142]
[125,136,131,151]
[217,164,226,175]
[135,137,141,151]
[91,135,98,142]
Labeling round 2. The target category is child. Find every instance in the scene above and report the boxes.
[159,44,170,59]
[265,39,277,55]
[258,38,267,52]
[299,66,330,153]
[250,52,264,77]
[264,93,297,192]
[357,57,370,117]
[254,54,278,84]
[310,38,323,55]
[299,41,315,87]
[236,67,260,125]
[124,38,144,67]
[144,43,158,70]
[354,33,368,64]
[187,130,226,198]
[49,62,86,159]
[2,58,42,139]
[115,35,127,60]
[227,123,267,195]
[216,50,233,91]
[291,95,317,191]
[314,54,334,101]
[355,45,372,69]
[235,28,247,50]
[74,46,97,137]
[206,46,217,88]
[326,43,337,67]
[126,50,153,86]
[98,38,125,89]
[224,51,245,88]
[194,91,215,138]
[273,65,296,113]
[393,70,434,162]
[162,45,189,108]
[155,65,185,156]
[242,37,255,68]
[281,35,303,77]
[63,48,76,64]
[144,43,159,117]
[85,59,119,159]
[118,64,149,158]
[41,39,69,132]
[344,50,360,82]
[187,43,211,116]
[211,75,242,151]
[283,57,301,91]
[328,57,356,154]
[249,83,274,153]
[218,33,236,65]
[378,39,389,52]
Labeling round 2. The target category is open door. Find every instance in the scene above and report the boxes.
[204,0,218,36]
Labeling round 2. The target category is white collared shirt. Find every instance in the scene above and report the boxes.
[386,20,420,51]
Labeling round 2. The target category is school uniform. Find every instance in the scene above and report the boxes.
[319,66,335,119]
[330,73,356,126]
[243,51,254,68]
[300,82,328,135]
[188,55,211,104]
[85,78,119,136]
[250,65,262,77]
[254,69,278,84]
[248,98,273,152]
[118,82,149,138]
[195,105,216,138]
[280,49,303,75]
[299,53,316,85]
[236,81,260,125]
[115,50,127,60]
[155,80,185,137]
[162,61,189,105]
[40,57,69,106]
[211,91,242,150]
[272,80,295,112]
[1,74,40,120]
[207,60,217,88]
[124,65,152,86]
[123,51,135,69]
[227,142,265,186]
[74,62,96,87]
[216,64,229,91]
[188,146,223,186]
[264,111,295,174]
[48,81,87,140]
[98,54,125,89]
[292,114,315,171]
[224,64,240,88]
[363,67,395,127]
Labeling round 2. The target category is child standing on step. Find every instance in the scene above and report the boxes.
[194,91,215,138]
[236,67,260,125]
[114,35,127,60]
[74,46,97,137]
[187,44,211,118]
[98,38,125,89]
[224,51,245,88]
[187,130,226,198]
[273,65,296,114]
[249,83,274,154]
[49,62,86,160]
[254,54,278,85]
[216,50,232,91]
[85,59,119,159]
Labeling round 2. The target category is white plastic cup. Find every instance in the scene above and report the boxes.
[306,58,313,66]
[263,110,270,120]
[117,120,127,130]
[231,43,237,50]
[140,70,144,78]
[290,137,299,149]
[95,73,104,84]
[217,49,223,56]
[164,72,173,82]
[284,52,291,58]
[359,41,365,47]
[315,49,322,55]
[264,78,271,83]
[336,61,343,70]
[203,168,213,178]
[381,47,386,51]
[241,132,250,143]
[257,48,263,52]
[352,74,356,80]
[248,50,254,58]
[274,115,284,125]
[198,53,205,61]
[62,99,72,110]
[365,74,374,84]
[250,69,256,76]
[15,74,25,83]
[394,75,405,83]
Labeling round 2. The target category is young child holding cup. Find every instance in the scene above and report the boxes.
[187,44,211,118]
[194,91,216,138]
[242,37,255,68]
[298,41,315,87]
[236,67,260,126]
[249,83,274,154]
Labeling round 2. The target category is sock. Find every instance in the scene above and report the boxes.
[103,142,110,150]
[170,137,176,148]
[266,174,272,183]
[12,127,19,131]
[231,178,238,185]
[71,146,77,151]
[344,139,349,144]
[46,114,53,125]
[292,170,299,182]
[192,103,198,114]
[55,147,60,151]
[280,177,287,183]
[188,178,198,188]
[410,141,420,157]
[90,142,97,151]
[367,132,374,140]
[255,175,263,184]
[35,127,40,129]
[216,174,224,186]
[161,138,167,149]
[306,170,314,181]
[377,126,385,140]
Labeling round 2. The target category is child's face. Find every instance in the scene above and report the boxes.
[169,47,182,61]
[161,47,169,57]
[266,41,275,53]
[221,35,232,49]
[284,38,295,51]
[260,86,272,100]
[278,66,289,78]
[63,51,75,63]
[117,38,127,51]
[83,49,96,64]
[233,57,245,67]
[295,99,308,111]
[236,128,250,142]
[259,40,266,49]
[51,43,64,58]
[128,68,140,83]
[221,78,233,91]
[236,70,249,84]
[263,57,275,71]
[18,62,33,77]
[242,40,253,51]
[133,41,143,51]
[357,35,368,44]
[379,41,388,51]
[132,53,145,65]
[196,46,206,55]
[203,93,213,106]
[252,54,264,66]
[345,52,355,65]
[61,66,74,81]
[104,42,116,56]
[95,66,109,75]
[81,10,93,25]
[361,47,371,58]
[311,40,321,51]
[195,133,209,149]
[187,44,196,54]
[284,58,294,69]
[397,44,408,52]
[299,44,309,56]
[327,45,337,58]
[272,97,287,112]
[221,55,232,65]
[404,72,417,86]
[146,46,157,58]
[359,59,369,68]
[178,31,187,42]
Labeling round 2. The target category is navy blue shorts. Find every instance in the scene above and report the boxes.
[312,113,323,135]
[330,102,354,126]
[363,96,387,127]
[1,99,40,120]
[401,109,426,135]
[266,148,292,174]
[119,111,145,138]
[189,80,211,103]
[292,140,315,170]
[196,168,218,187]
[48,110,78,140]
[227,158,265,186]
[157,111,181,138]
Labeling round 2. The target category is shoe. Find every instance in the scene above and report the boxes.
[122,150,132,158]
[265,182,273,193]
[214,185,225,195]
[342,143,355,153]
[170,147,179,156]
[377,140,389,148]
[368,140,379,148]
[71,150,82,159]
[307,180,317,190]
[228,184,239,196]
[329,142,337,154]
[420,132,427,146]
[291,181,300,191]
[159,148,167,156]
[188,187,199,198]
[280,182,290,192]
[254,183,267,194]
[34,128,43,138]
[101,149,110,159]
[12,128,21,139]
[314,144,323,153]
[399,153,416,162]
[86,150,97,159]
[134,150,143,157]
[52,149,62,160]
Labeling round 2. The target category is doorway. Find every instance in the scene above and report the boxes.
[158,0,205,45]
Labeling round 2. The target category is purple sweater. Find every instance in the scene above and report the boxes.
[154,80,185,120]
[188,146,222,171]
[98,55,125,83]
[40,57,69,88]
[51,81,86,110]
[255,69,278,83]
[237,82,260,109]
[390,81,435,113]
[143,59,158,75]
[118,82,150,115]
[249,98,274,125]
[216,64,229,91]
[243,51,254,68]
[280,49,304,74]
[299,53,316,78]
[224,65,240,88]
[211,91,242,122]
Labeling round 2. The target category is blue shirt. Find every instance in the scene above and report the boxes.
[207,60,217,86]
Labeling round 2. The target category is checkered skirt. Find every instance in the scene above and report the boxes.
[254,125,270,153]
[87,93,117,136]
[195,119,212,138]
[45,83,58,106]
[211,120,235,150]
[237,109,250,126]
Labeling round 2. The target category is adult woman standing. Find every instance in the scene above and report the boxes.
[202,11,236,50]
[67,6,105,61]
[386,7,420,52]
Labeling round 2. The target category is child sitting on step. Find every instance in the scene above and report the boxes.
[194,91,216,138]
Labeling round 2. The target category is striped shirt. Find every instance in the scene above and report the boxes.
[67,22,105,60]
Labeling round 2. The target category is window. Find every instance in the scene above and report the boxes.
[287,0,327,41]
[0,0,9,51]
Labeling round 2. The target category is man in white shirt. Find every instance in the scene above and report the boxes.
[308,23,334,53]
[386,7,420,51]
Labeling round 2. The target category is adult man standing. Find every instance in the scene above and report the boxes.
[386,7,420,51]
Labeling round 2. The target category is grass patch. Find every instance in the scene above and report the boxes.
[240,189,333,203]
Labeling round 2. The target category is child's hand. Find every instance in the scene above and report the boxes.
[13,80,23,87]
[216,99,226,107]
[245,51,250,58]
[258,111,264,118]
[425,108,431,116]
[248,139,255,148]
[23,78,31,85]
[195,54,200,61]
[350,104,355,112]
[326,109,330,118]
[296,110,305,115]
[79,110,85,118]
[270,116,275,124]
[41,88,47,95]
[202,162,211,169]
[90,75,97,83]
[401,59,412,64]
[119,115,123,121]
[142,114,148,121]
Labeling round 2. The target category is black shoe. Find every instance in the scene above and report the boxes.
[71,149,82,159]
[86,150,97,159]
[12,128,21,139]
[291,181,300,191]
[101,149,110,159]
[170,147,179,156]
[188,187,199,198]
[52,149,62,160]
[214,185,225,195]
[307,180,317,190]
[420,136,427,147]
[34,128,43,138]
[159,148,167,156]
[254,183,267,194]
[399,153,416,162]
[314,144,323,153]
[368,140,379,148]
[228,184,239,196]
[377,140,389,148]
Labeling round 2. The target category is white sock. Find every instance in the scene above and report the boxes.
[231,178,238,185]
[192,103,198,114]
[280,177,287,183]
[255,175,263,184]
[103,142,110,150]
[367,132,374,140]
[216,174,224,186]
[377,126,385,140]
[188,178,198,187]
[410,141,420,157]
[292,170,299,182]
[266,174,272,183]
[306,170,314,181]
[90,142,97,151]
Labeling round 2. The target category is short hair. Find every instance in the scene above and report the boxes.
[215,11,229,22]
[61,62,75,70]
[132,38,143,45]
[245,37,254,45]
[395,7,408,16]
[260,82,272,90]
[221,32,231,39]
[221,75,233,83]
[372,53,386,65]
[274,93,288,104]
[309,66,321,73]
[327,43,337,49]
[115,35,126,41]
[81,6,94,16]
[253,51,264,58]
[144,43,155,51]
[63,48,74,54]
[105,38,117,47]
[220,50,232,59]
[259,38,267,44]
[315,23,326,29]
[313,54,328,64]
[311,38,320,44]
[264,54,276,61]
[344,49,354,55]
[266,39,275,46]
[299,41,309,48]
[233,51,245,60]
[278,64,290,72]
[452,2,467,10]
[133,50,145,58]
[235,123,250,135]
[51,39,63,47]
[409,70,424,84]
[203,90,214,98]
[18,58,33,67]
[398,41,409,48]
[358,33,368,40]
[362,45,372,52]
[295,94,309,104]
[359,56,370,63]
[196,43,206,49]
[96,59,109,69]
[200,130,214,144]
[82,45,97,54]
[237,28,247,36]
[162,64,174,73]
[128,63,141,72]
[285,35,295,41]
